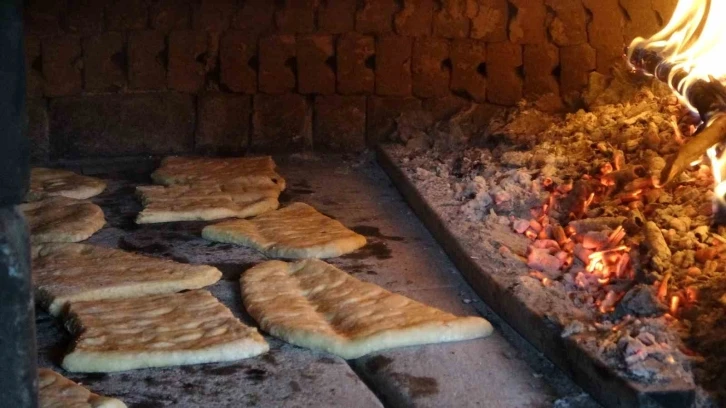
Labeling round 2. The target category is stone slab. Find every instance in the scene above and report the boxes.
[354,287,558,408]
[35,154,590,407]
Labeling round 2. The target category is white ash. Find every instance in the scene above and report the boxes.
[384,67,721,393]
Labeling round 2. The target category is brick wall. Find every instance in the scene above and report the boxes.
[25,0,677,161]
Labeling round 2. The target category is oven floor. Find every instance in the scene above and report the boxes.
[35,154,594,408]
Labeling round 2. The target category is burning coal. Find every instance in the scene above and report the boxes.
[627,0,726,216]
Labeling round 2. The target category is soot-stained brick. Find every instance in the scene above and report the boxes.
[219,31,257,93]
[449,39,487,102]
[375,35,412,96]
[83,32,126,92]
[258,35,297,94]
[337,33,375,95]
[297,35,336,95]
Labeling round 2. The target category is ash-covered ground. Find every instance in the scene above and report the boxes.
[385,66,726,406]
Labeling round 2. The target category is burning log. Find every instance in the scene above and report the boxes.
[657,113,726,186]
[628,42,726,186]
[627,47,726,122]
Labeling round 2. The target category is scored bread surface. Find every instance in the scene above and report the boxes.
[20,196,105,244]
[62,290,269,372]
[135,184,279,223]
[32,243,222,316]
[240,259,494,359]
[38,368,126,408]
[151,156,286,191]
[27,167,106,202]
[202,202,367,259]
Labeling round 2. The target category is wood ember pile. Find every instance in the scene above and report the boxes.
[388,68,726,404]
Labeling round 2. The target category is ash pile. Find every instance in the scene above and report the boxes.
[386,66,726,406]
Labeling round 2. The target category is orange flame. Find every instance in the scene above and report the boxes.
[629,0,726,207]
[627,0,726,111]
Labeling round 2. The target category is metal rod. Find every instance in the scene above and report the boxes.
[0,1,37,407]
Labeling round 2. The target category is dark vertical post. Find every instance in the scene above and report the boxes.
[0,1,36,407]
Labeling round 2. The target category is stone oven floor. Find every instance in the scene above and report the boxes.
[35,154,595,408]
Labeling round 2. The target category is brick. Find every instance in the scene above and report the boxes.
[252,94,311,152]
[337,33,375,95]
[50,93,195,158]
[367,96,422,145]
[192,0,235,31]
[25,0,65,37]
[42,35,82,97]
[412,38,450,98]
[432,0,470,38]
[231,0,275,37]
[83,33,126,92]
[560,43,596,97]
[486,42,523,105]
[470,0,508,42]
[65,0,106,35]
[150,0,191,32]
[620,0,661,40]
[422,95,470,121]
[258,35,296,94]
[276,0,316,34]
[314,96,366,151]
[317,0,357,33]
[27,99,49,164]
[508,0,546,44]
[196,93,251,155]
[297,35,336,95]
[653,0,677,25]
[106,0,148,31]
[219,31,257,93]
[582,0,624,73]
[128,30,166,90]
[167,30,208,93]
[356,0,399,34]
[450,39,486,102]
[523,43,559,99]
[376,36,412,96]
[394,0,434,36]
[25,36,44,98]
[544,0,588,46]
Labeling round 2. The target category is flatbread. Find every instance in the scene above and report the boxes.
[32,243,222,316]
[151,156,286,191]
[135,184,280,224]
[62,290,269,373]
[38,368,126,408]
[241,259,494,359]
[20,197,105,244]
[202,202,367,259]
[28,167,106,202]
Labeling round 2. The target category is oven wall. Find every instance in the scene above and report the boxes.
[24,0,677,162]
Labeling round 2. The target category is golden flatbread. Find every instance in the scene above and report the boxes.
[241,259,494,359]
[135,184,280,224]
[151,156,286,191]
[202,202,367,259]
[27,168,106,202]
[62,290,269,373]
[38,368,126,408]
[20,197,105,244]
[32,243,222,316]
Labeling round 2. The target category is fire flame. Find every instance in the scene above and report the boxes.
[627,0,726,111]
[628,0,726,209]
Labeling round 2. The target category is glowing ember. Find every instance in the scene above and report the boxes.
[670,295,680,315]
[629,0,726,209]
